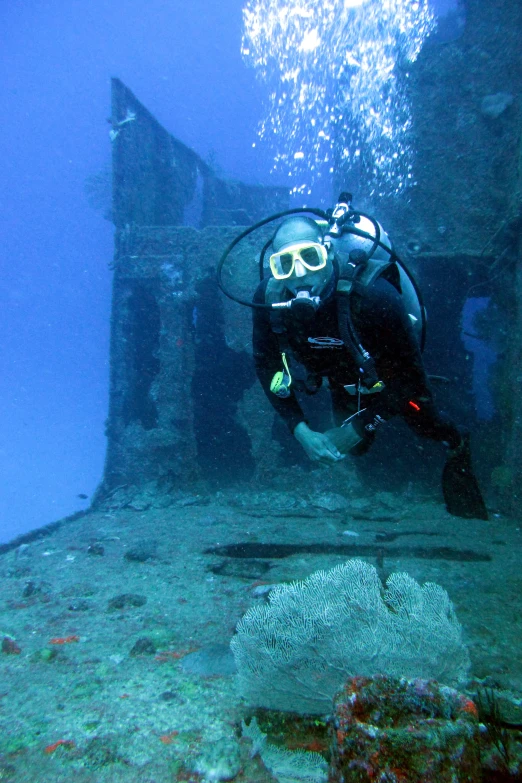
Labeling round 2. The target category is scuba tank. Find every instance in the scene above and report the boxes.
[216,191,426,393]
[326,194,425,350]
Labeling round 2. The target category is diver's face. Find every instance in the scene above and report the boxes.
[285,255,334,297]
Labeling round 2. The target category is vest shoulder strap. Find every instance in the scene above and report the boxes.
[336,258,400,298]
[335,258,398,390]
[265,278,288,337]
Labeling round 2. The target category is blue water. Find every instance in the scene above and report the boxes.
[0,0,467,543]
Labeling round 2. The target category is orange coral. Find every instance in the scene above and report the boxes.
[154,648,195,662]
[49,635,80,645]
[298,739,327,752]
[459,697,479,717]
[44,740,75,754]
[159,731,179,744]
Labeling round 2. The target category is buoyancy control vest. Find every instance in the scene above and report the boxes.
[215,192,426,399]
[265,213,426,397]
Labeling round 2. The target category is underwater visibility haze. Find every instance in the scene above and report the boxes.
[1,0,522,781]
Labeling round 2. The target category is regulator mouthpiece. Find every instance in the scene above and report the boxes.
[272,289,321,315]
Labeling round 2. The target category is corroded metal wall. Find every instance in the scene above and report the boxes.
[110,78,289,229]
[99,222,281,494]
[111,79,206,227]
[504,131,522,515]
[96,80,291,497]
[103,227,198,491]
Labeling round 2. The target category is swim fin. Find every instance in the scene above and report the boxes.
[442,433,488,520]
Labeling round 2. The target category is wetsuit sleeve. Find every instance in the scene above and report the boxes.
[355,278,461,448]
[252,282,306,433]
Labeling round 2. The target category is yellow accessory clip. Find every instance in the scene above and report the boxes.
[344,380,386,396]
[269,241,328,280]
[270,352,292,398]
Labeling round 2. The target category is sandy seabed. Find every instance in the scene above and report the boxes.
[0,483,520,782]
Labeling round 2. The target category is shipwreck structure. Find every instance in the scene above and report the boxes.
[102,78,288,495]
[97,0,521,513]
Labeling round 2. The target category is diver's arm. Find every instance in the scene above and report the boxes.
[252,285,343,462]
[252,283,306,434]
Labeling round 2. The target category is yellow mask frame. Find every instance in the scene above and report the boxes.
[269,241,328,280]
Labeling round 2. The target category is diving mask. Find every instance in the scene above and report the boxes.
[269,241,328,280]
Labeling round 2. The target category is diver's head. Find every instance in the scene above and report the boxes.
[270,216,333,298]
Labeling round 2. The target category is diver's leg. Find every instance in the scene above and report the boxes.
[404,404,488,520]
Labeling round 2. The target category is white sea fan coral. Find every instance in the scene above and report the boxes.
[231,559,469,714]
[242,0,435,196]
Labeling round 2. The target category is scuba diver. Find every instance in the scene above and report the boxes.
[217,193,488,520]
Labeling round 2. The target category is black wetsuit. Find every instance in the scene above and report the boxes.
[253,274,462,450]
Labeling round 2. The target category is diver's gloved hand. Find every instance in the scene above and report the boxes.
[323,409,376,456]
[294,422,345,465]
